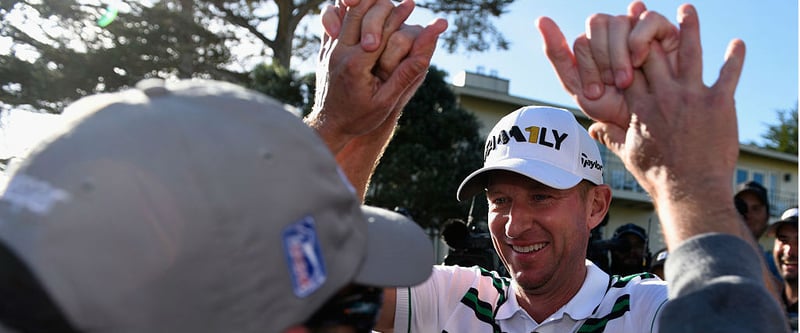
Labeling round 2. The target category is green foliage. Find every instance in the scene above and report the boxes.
[761,104,798,155]
[418,0,513,53]
[248,63,316,116]
[2,0,515,114]
[1,1,244,113]
[365,67,484,229]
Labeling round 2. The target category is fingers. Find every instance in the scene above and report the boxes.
[368,0,415,57]
[640,41,673,92]
[625,66,650,99]
[573,34,604,99]
[714,39,746,97]
[676,4,703,83]
[629,10,679,68]
[359,0,397,51]
[321,4,342,38]
[383,0,415,37]
[377,18,446,102]
[608,15,633,88]
[537,16,585,98]
[374,24,423,81]
[339,0,378,46]
[627,1,647,21]
[586,14,614,85]
[588,122,627,154]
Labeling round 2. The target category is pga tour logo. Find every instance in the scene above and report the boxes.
[283,216,327,298]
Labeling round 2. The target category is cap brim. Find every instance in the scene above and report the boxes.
[352,206,434,287]
[456,157,582,201]
[767,217,798,236]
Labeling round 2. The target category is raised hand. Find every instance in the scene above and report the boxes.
[308,0,447,199]
[308,0,446,153]
[597,4,745,241]
[537,1,679,129]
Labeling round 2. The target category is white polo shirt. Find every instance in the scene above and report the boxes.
[394,261,668,333]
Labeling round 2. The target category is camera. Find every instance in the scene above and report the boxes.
[441,218,508,276]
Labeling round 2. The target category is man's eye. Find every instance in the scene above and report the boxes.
[492,197,509,205]
[532,194,549,201]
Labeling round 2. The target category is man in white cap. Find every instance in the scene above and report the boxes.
[320,0,790,332]
[389,106,667,332]
[769,208,799,329]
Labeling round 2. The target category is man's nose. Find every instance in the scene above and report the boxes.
[505,202,535,238]
[784,241,798,257]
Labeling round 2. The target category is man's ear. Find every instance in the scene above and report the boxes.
[587,184,612,230]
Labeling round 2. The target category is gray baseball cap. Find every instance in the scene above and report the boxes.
[0,79,433,332]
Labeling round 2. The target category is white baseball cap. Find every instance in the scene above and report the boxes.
[767,207,798,236]
[457,106,604,201]
[0,79,433,332]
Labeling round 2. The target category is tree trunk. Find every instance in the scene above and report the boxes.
[178,0,195,78]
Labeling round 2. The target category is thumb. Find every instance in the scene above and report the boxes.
[712,39,746,97]
[588,122,627,156]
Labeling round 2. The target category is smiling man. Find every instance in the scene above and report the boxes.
[399,106,668,332]
[769,208,799,329]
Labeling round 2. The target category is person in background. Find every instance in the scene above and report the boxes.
[649,248,669,280]
[769,207,799,331]
[735,181,771,240]
[734,180,783,292]
[608,223,651,277]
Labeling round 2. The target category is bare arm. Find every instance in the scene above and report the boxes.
[538,1,751,252]
[540,0,785,320]
[374,287,397,331]
[308,0,446,200]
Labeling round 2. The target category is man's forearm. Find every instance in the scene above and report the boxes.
[332,110,400,201]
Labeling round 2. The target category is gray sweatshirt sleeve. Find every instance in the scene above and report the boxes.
[660,233,789,333]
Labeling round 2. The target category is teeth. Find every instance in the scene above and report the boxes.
[512,243,546,253]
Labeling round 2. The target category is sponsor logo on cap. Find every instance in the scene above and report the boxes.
[485,124,569,160]
[282,216,327,298]
[1,174,71,215]
[581,153,603,171]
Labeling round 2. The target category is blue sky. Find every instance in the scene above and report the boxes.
[407,1,798,146]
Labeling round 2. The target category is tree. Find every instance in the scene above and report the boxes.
[365,66,484,229]
[248,63,315,115]
[1,1,242,113]
[761,104,798,155]
[1,0,515,114]
[418,0,512,53]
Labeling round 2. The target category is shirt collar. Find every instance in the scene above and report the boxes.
[495,260,610,322]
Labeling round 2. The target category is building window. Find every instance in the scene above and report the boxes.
[752,172,765,185]
[736,169,748,184]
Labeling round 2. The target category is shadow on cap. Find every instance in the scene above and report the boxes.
[0,79,432,332]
